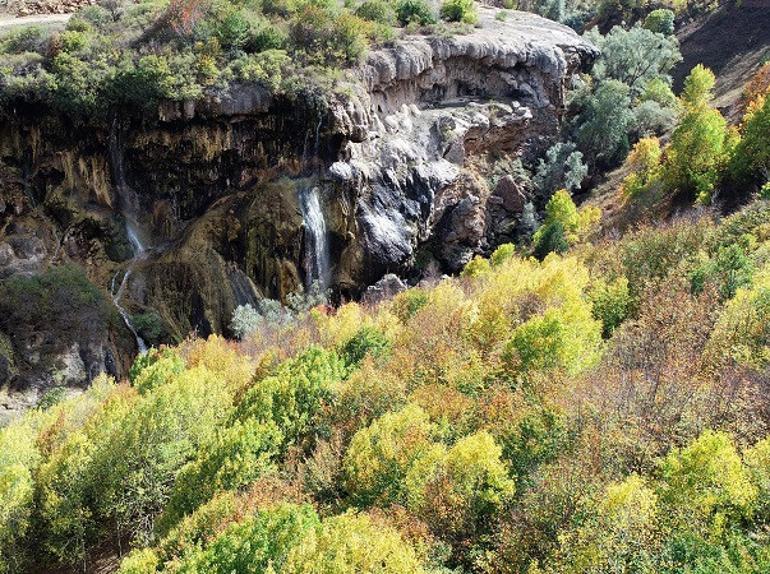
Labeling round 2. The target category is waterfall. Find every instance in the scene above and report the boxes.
[109,119,149,355]
[299,186,331,291]
[111,269,148,355]
[126,219,145,255]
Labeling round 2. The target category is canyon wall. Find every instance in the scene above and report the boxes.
[0,7,596,416]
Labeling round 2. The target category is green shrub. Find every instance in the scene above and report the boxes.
[643,8,675,35]
[283,512,426,574]
[664,65,733,204]
[247,21,288,52]
[440,0,478,24]
[490,243,516,266]
[130,347,186,393]
[344,404,435,506]
[340,326,391,366]
[395,0,437,26]
[658,431,757,529]
[235,347,346,448]
[0,26,48,55]
[689,244,754,301]
[56,30,90,53]
[289,6,371,65]
[461,255,491,278]
[391,288,430,323]
[161,504,320,574]
[356,0,397,25]
[590,276,632,337]
[131,311,167,346]
[158,419,281,533]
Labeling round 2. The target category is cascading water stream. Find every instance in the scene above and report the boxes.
[298,185,331,291]
[111,267,148,355]
[109,121,149,355]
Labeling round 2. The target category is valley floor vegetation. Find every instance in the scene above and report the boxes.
[2,1,770,573]
[4,190,770,572]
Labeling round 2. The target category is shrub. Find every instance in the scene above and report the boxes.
[340,326,391,367]
[503,303,601,379]
[0,26,49,55]
[620,136,663,197]
[158,420,282,533]
[129,347,185,393]
[658,431,757,530]
[289,6,371,66]
[168,504,320,574]
[643,8,675,35]
[283,512,426,574]
[533,142,588,195]
[589,276,632,338]
[532,190,599,258]
[706,265,770,370]
[343,404,435,506]
[235,347,346,449]
[731,91,770,187]
[403,431,514,548]
[461,256,491,278]
[440,0,478,24]
[37,367,234,561]
[490,243,516,267]
[356,0,397,25]
[585,24,681,96]
[689,244,754,301]
[391,288,430,323]
[553,475,660,574]
[117,549,160,574]
[395,0,437,25]
[573,79,634,168]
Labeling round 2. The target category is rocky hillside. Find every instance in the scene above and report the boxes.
[0,6,595,417]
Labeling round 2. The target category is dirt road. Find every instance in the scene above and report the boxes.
[0,12,70,30]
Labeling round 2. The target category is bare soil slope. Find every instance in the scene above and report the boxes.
[673,3,770,120]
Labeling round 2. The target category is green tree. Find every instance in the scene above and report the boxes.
[643,9,675,35]
[731,92,770,187]
[172,504,320,574]
[586,25,681,96]
[664,65,733,204]
[235,347,346,450]
[532,190,599,258]
[574,79,635,168]
[658,431,757,533]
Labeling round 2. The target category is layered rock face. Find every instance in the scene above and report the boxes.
[0,8,596,410]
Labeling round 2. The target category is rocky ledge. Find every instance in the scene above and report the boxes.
[0,8,596,413]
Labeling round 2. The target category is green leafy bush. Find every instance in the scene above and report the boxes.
[356,0,397,24]
[340,326,391,366]
[395,0,437,25]
[440,0,478,24]
[643,8,675,35]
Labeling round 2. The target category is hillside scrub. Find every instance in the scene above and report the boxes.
[0,0,434,118]
[4,194,770,572]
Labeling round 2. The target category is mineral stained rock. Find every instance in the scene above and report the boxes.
[0,8,596,409]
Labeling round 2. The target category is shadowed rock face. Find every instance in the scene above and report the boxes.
[0,8,596,407]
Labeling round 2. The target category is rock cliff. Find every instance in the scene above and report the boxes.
[0,7,596,415]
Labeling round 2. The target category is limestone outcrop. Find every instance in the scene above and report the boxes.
[0,7,596,411]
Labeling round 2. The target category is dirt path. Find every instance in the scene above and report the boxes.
[0,12,70,30]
